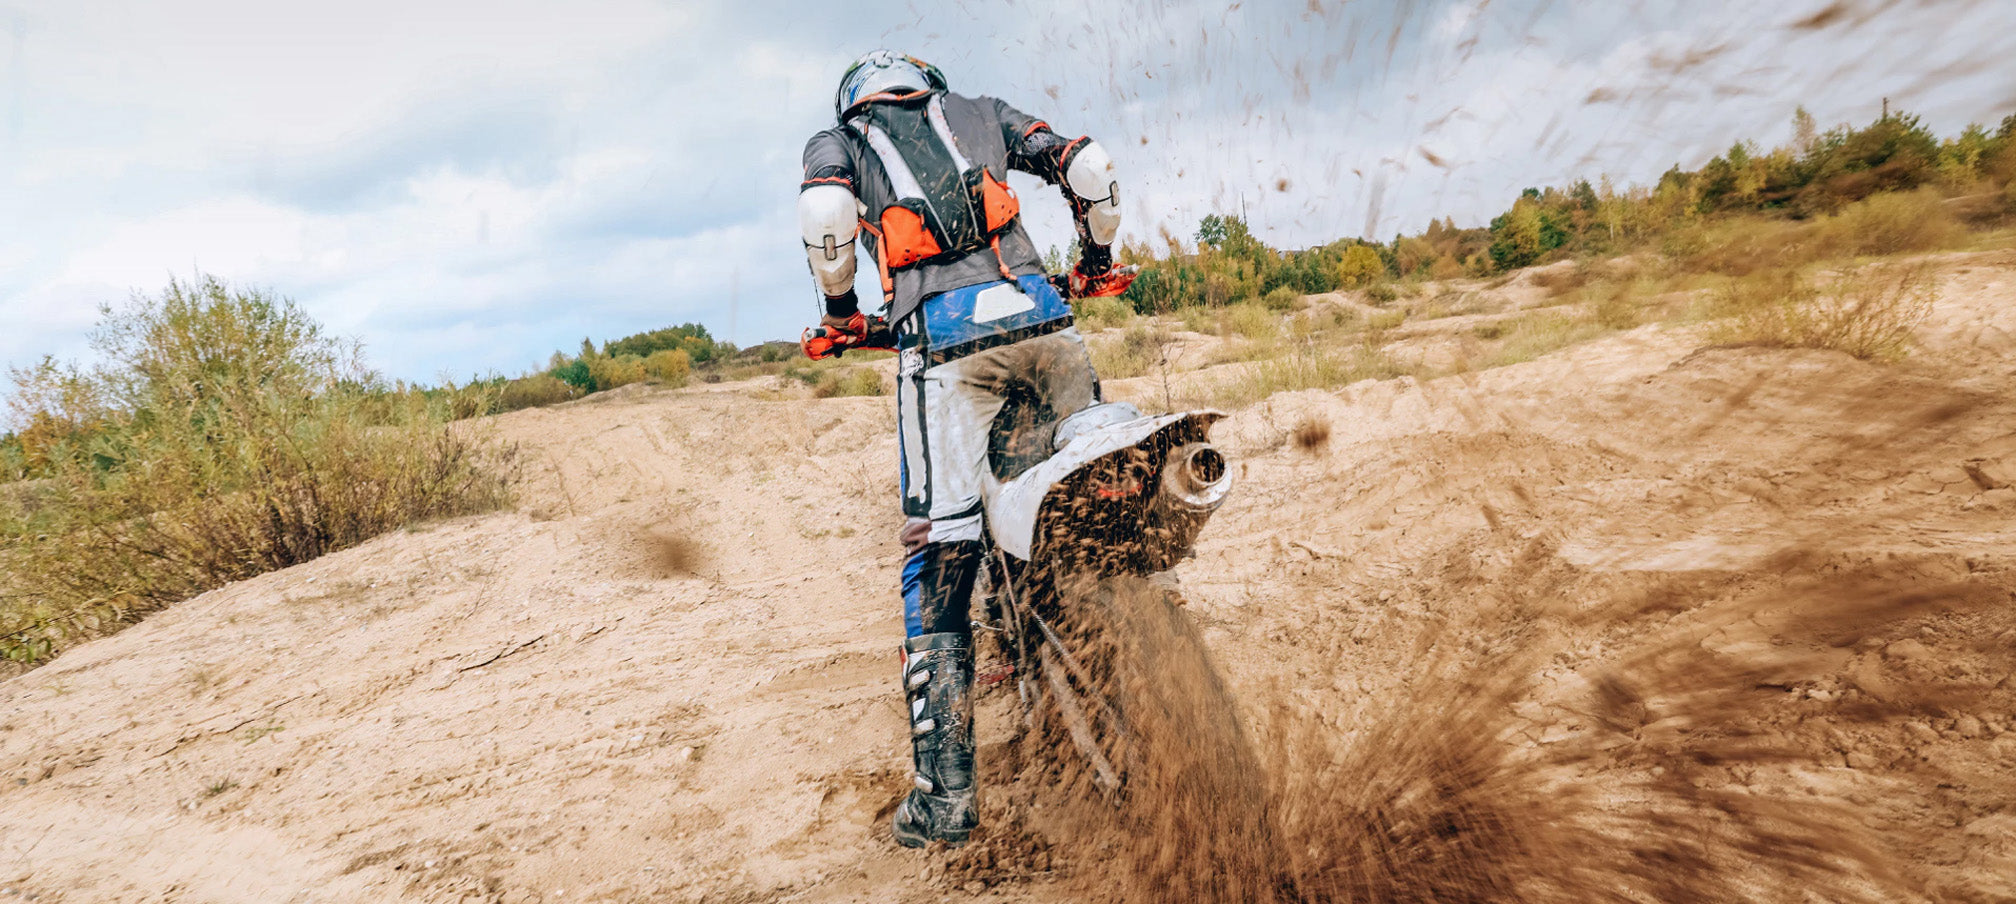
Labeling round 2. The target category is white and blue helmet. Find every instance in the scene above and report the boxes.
[835,50,946,120]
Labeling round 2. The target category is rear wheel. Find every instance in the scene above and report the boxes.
[1026,573,1278,899]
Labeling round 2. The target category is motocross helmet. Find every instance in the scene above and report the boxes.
[835,50,946,120]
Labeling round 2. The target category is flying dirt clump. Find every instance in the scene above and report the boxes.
[1291,414,1332,452]
[641,524,708,577]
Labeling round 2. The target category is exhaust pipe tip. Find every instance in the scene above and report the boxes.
[1161,442,1231,511]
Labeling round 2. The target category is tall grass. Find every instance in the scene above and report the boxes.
[0,276,511,665]
[1667,189,1966,276]
[1203,337,1412,408]
[1090,324,1171,379]
[781,352,891,398]
[1711,264,1936,361]
[1474,311,1615,369]
[1072,296,1136,331]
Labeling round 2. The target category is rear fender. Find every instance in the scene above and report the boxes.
[983,410,1223,560]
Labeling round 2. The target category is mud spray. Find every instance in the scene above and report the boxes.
[933,371,2016,903]
[935,550,2014,903]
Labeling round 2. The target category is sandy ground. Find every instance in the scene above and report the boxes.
[3,251,2015,902]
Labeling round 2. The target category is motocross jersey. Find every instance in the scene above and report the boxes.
[800,91,1063,330]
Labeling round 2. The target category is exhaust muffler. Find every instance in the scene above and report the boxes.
[1141,442,1231,569]
[1159,442,1232,512]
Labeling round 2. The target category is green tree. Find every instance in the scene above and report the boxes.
[1335,244,1385,288]
[550,358,594,392]
[1488,197,1566,270]
[1196,214,1229,248]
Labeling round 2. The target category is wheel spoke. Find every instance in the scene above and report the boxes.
[1039,645,1121,793]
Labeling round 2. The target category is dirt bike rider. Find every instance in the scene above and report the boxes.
[797,50,1133,848]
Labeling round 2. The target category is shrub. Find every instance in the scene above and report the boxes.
[1814,189,1963,257]
[496,373,577,411]
[1072,295,1135,330]
[550,357,594,393]
[1091,324,1167,379]
[1712,264,1934,361]
[1366,310,1407,332]
[603,323,728,365]
[1220,303,1281,342]
[643,348,692,385]
[444,383,496,420]
[814,367,886,398]
[1177,305,1217,334]
[1365,283,1399,304]
[1429,253,1466,281]
[586,354,648,391]
[1262,285,1302,311]
[1478,311,1611,368]
[1591,281,1647,330]
[1207,337,1411,407]
[1335,244,1386,288]
[1664,217,1810,276]
[1,276,510,664]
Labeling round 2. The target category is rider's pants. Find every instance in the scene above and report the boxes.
[896,320,1098,639]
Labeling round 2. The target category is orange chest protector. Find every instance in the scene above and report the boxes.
[847,94,1019,272]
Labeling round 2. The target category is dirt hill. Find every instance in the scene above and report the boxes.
[3,251,2014,903]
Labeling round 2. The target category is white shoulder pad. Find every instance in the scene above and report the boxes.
[1065,141,1121,245]
[798,184,859,297]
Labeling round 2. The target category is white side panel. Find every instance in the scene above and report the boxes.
[982,411,1204,560]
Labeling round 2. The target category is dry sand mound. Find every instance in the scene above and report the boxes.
[3,251,2014,902]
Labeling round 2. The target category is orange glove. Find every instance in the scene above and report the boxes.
[801,312,895,360]
[1061,263,1139,299]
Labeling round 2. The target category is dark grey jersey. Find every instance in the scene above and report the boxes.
[801,92,1063,327]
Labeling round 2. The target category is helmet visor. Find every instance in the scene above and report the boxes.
[837,55,929,117]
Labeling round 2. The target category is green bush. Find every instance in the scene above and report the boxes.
[603,323,729,365]
[550,357,594,393]
[1,275,510,665]
[1262,286,1301,311]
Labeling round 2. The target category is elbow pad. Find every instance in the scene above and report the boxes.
[1064,140,1121,246]
[798,183,859,297]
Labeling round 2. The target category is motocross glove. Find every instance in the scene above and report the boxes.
[801,311,896,360]
[1057,262,1140,300]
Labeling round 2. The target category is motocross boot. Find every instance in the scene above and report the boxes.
[891,631,978,847]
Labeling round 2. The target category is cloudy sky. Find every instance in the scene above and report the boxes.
[2,0,2012,389]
